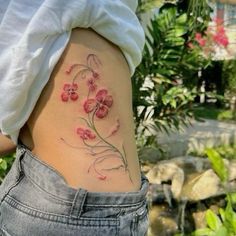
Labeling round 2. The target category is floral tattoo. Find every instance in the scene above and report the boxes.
[60,54,132,183]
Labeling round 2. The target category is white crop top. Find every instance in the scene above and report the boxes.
[0,0,145,144]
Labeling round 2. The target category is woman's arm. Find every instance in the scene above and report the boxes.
[0,132,16,157]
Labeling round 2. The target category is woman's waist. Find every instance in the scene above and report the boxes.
[19,130,142,192]
[16,144,149,207]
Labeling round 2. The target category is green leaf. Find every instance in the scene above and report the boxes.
[170,99,177,108]
[224,196,236,234]
[205,149,228,182]
[0,159,7,170]
[214,226,228,236]
[176,13,187,24]
[205,209,222,231]
[191,228,214,236]
[219,208,225,222]
[230,193,236,205]
[167,27,187,37]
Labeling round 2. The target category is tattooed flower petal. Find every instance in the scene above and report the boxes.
[77,127,96,140]
[70,93,79,101]
[84,129,96,139]
[63,84,71,91]
[87,78,97,92]
[76,128,85,138]
[61,93,69,102]
[95,105,108,118]
[96,89,108,103]
[109,119,120,135]
[71,83,78,90]
[61,83,79,102]
[83,99,96,113]
[90,84,97,92]
[98,175,107,180]
[103,95,113,108]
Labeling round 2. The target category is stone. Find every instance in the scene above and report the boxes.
[181,169,224,201]
[139,147,165,164]
[192,202,207,229]
[146,156,236,201]
[148,204,179,236]
[146,162,184,200]
[145,156,236,235]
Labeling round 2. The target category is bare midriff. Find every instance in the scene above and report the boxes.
[18,27,142,193]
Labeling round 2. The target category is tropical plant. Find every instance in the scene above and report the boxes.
[133,2,209,150]
[186,0,213,35]
[223,60,236,96]
[136,0,178,16]
[137,0,164,16]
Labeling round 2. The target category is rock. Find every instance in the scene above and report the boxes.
[224,159,236,181]
[181,170,224,201]
[146,162,184,200]
[148,204,179,236]
[139,147,165,164]
[145,156,236,235]
[192,202,207,229]
[147,183,169,204]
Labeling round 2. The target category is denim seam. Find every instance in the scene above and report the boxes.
[24,173,73,204]
[3,195,119,226]
[21,172,147,208]
[5,194,70,219]
[0,171,24,206]
[0,229,10,236]
[0,226,12,236]
[22,148,69,184]
[84,200,145,208]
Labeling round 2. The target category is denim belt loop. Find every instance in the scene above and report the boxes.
[69,188,88,218]
[16,144,27,176]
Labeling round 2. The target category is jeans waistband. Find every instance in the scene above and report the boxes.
[16,144,149,207]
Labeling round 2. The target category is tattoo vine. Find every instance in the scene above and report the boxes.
[60,54,132,183]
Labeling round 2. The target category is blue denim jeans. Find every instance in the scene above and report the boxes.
[0,145,150,236]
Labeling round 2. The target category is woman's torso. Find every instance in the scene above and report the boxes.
[19,27,142,192]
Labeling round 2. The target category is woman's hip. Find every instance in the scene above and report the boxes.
[0,145,150,236]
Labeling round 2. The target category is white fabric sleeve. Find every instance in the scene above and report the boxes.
[0,0,145,143]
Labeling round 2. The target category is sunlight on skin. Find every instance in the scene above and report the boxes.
[60,54,132,183]
[19,28,142,192]
[0,133,16,157]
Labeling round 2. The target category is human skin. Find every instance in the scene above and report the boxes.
[19,27,142,192]
[0,133,16,157]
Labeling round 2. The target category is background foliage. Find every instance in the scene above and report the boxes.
[133,0,212,151]
[0,154,15,184]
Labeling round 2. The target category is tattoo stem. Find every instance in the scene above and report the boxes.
[90,108,128,170]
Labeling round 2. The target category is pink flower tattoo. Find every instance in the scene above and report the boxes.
[83,89,113,119]
[60,54,132,183]
[77,127,96,140]
[87,78,97,92]
[61,83,79,102]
